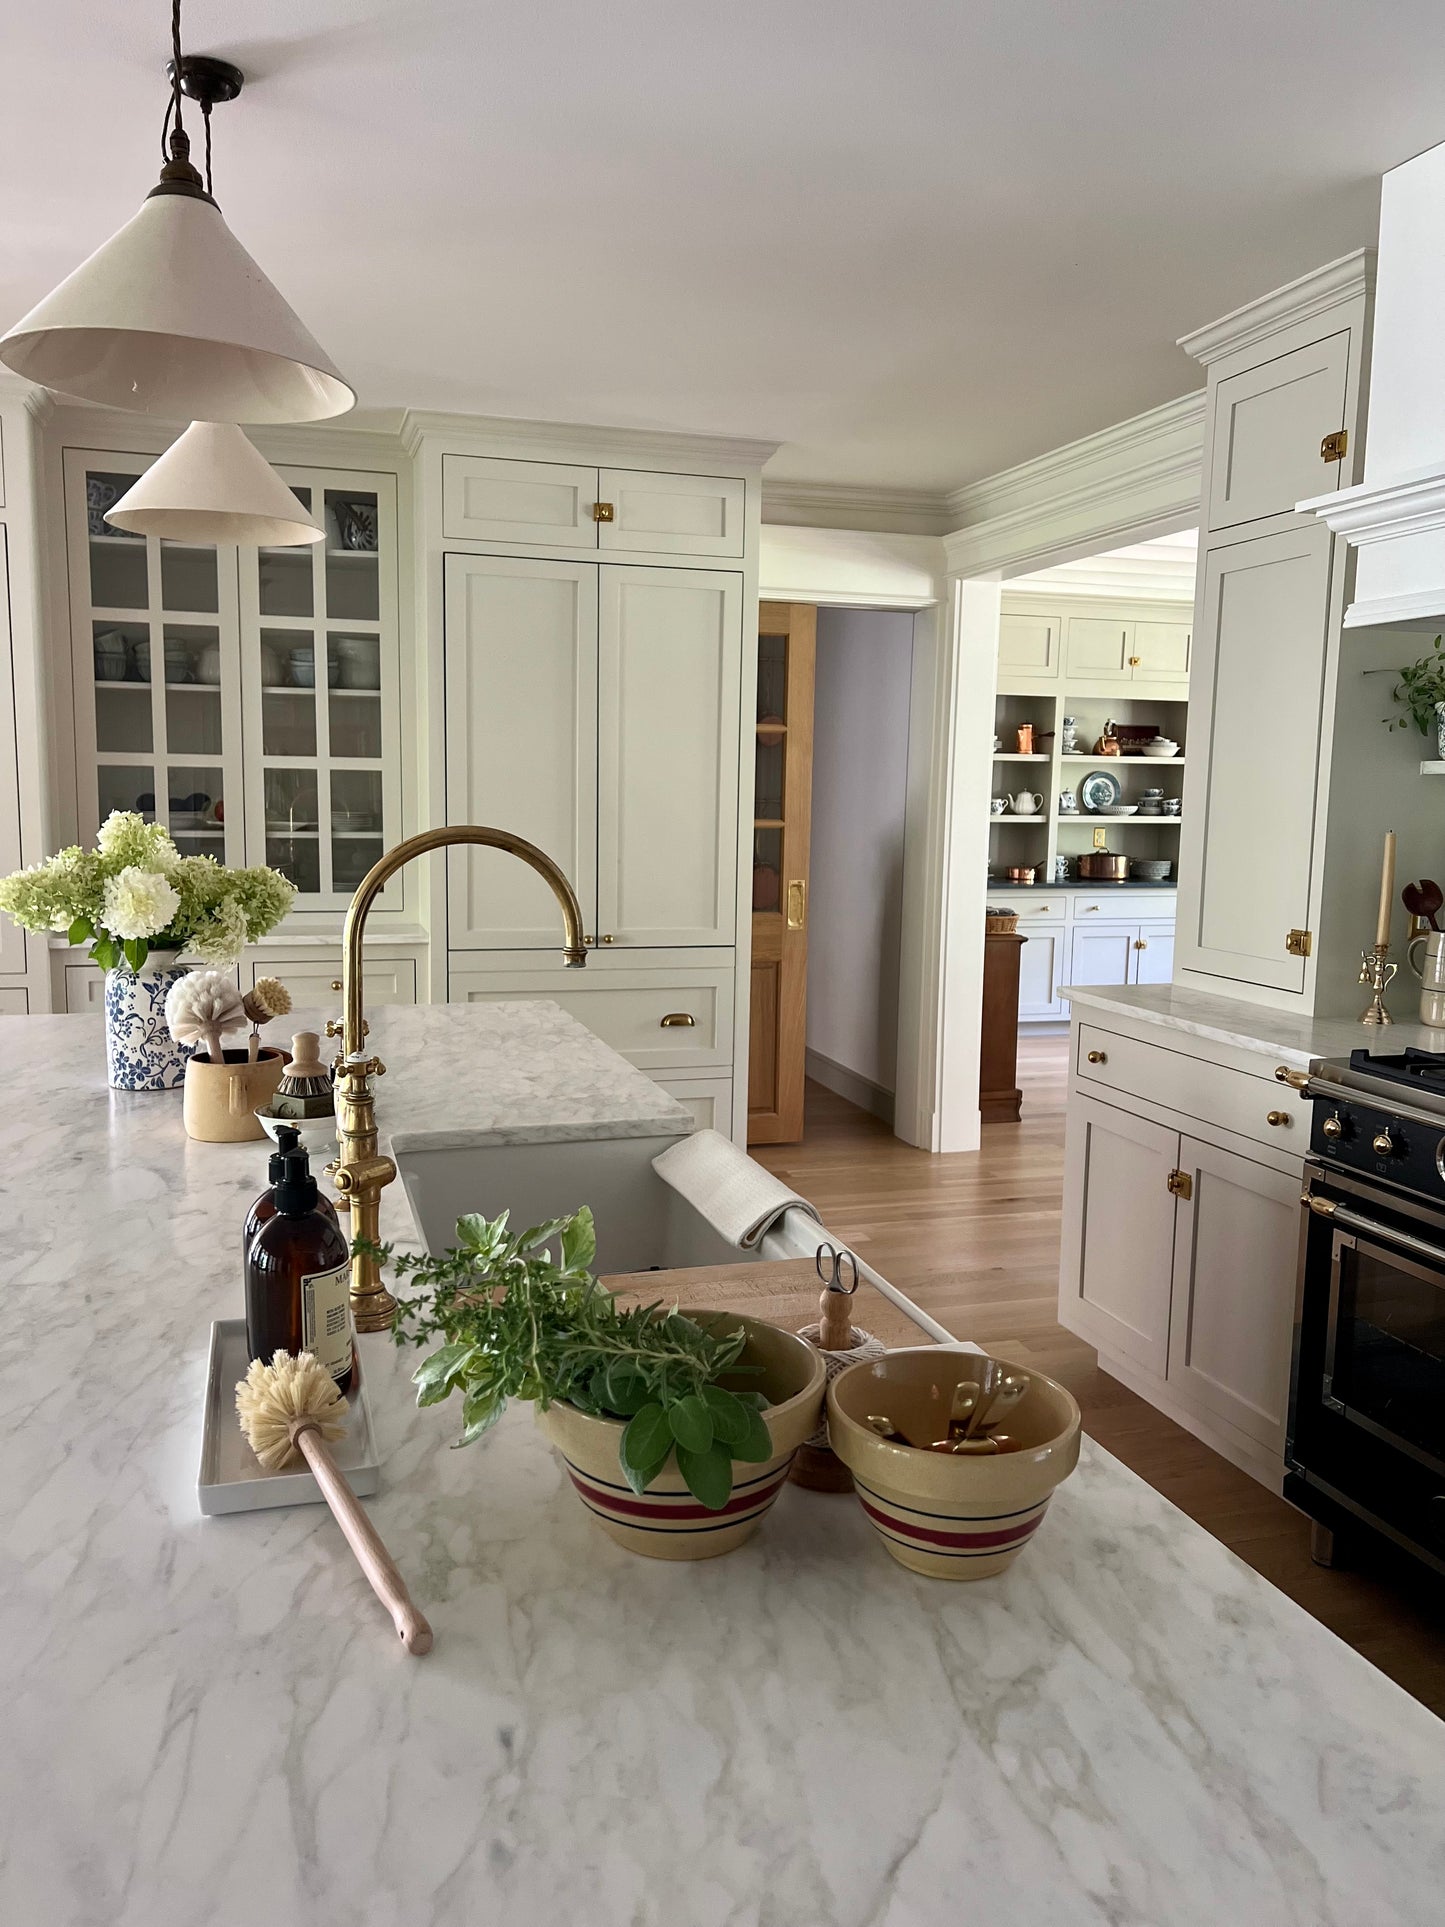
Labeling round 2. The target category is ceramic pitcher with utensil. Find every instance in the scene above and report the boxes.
[1407,929,1445,1027]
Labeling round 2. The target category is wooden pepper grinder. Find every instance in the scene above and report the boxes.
[791,1243,887,1492]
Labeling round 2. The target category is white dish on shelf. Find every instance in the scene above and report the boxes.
[1141,740,1180,758]
[1101,804,1138,816]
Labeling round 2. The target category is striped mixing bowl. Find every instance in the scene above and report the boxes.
[537,1311,826,1560]
[828,1348,1081,1579]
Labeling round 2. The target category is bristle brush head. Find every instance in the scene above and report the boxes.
[236,1351,348,1470]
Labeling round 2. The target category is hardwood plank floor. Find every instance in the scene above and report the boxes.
[754,1037,1445,1716]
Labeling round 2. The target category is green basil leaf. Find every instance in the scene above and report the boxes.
[676,1441,733,1510]
[601,1362,652,1417]
[560,1206,596,1271]
[667,1393,714,1454]
[455,1214,489,1251]
[67,916,94,945]
[413,1341,476,1404]
[457,1383,505,1444]
[730,1405,776,1464]
[620,1449,670,1497]
[620,1403,672,1480]
[700,1383,750,1446]
[516,1217,569,1255]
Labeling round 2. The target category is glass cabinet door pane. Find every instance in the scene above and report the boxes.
[89,538,148,611]
[98,764,156,820]
[262,690,316,757]
[160,541,219,615]
[258,549,314,619]
[95,686,152,754]
[264,768,319,833]
[325,489,379,621]
[329,691,381,758]
[265,835,321,896]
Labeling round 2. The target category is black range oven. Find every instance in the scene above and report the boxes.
[1289,1050,1445,1577]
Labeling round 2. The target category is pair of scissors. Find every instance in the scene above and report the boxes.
[815,1242,858,1296]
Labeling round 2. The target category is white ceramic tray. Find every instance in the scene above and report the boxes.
[198,1319,379,1516]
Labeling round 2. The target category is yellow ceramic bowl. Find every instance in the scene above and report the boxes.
[828,1349,1081,1579]
[537,1311,826,1560]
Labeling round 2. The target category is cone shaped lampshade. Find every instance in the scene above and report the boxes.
[0,193,353,424]
[105,422,325,546]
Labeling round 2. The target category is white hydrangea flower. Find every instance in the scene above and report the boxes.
[189,893,249,964]
[101,866,181,941]
[96,811,179,871]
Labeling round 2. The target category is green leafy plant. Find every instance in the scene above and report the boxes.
[1384,635,1445,735]
[0,811,295,972]
[383,1206,771,1510]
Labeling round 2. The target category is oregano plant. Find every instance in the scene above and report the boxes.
[380,1207,771,1510]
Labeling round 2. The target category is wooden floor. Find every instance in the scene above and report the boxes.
[754,1036,1445,1717]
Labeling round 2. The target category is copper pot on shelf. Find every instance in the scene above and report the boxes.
[1077,851,1129,881]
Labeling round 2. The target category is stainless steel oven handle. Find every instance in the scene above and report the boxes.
[1295,1073,1445,1137]
[1303,1193,1445,1269]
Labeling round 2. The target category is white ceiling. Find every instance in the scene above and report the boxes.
[4,3,1445,492]
[1011,529,1197,600]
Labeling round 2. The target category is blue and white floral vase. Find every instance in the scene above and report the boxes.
[104,956,194,1091]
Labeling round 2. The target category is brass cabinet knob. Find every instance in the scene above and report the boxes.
[1128,655,1141,667]
[1274,1065,1310,1090]
[1087,1049,1107,1064]
[1321,1114,1345,1140]
[660,1012,696,1028]
[1266,1111,1292,1128]
[600,934,615,944]
[1372,1129,1399,1157]
[331,979,343,992]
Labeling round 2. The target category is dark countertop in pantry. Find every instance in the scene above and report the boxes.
[987,879,1178,892]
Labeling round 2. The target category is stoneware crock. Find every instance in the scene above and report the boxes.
[182,1046,290,1143]
[537,1310,826,1560]
[828,1349,1081,1579]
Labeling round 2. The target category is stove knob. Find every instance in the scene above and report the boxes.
[1372,1128,1402,1158]
[1321,1113,1346,1140]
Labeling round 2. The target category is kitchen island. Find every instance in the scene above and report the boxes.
[1,1003,1442,1926]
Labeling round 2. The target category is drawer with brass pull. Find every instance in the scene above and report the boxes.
[1076,1023,1309,1158]
[448,958,732,1070]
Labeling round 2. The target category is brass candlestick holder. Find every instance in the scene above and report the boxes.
[1358,942,1398,1026]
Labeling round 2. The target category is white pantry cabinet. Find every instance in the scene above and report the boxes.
[1016,921,1067,1019]
[1205,332,1352,534]
[998,611,1061,681]
[1065,615,1190,686]
[442,455,744,559]
[444,555,740,951]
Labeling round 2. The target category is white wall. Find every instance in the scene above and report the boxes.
[807,609,916,1100]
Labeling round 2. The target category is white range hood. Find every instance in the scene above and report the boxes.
[1301,139,1445,630]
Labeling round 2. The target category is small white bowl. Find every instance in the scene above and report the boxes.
[1141,742,1180,758]
[256,1109,339,1161]
[1101,804,1138,816]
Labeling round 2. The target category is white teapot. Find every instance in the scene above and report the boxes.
[1006,790,1044,816]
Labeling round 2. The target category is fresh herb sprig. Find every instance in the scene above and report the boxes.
[1384,635,1445,735]
[381,1206,771,1510]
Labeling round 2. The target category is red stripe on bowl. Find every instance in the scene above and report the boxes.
[566,1461,792,1523]
[857,1496,1046,1551]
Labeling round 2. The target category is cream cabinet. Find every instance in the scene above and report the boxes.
[447,954,733,1071]
[0,987,28,1014]
[0,527,25,978]
[1065,614,1190,685]
[1062,1095,1178,1374]
[998,611,1061,680]
[1068,922,1138,987]
[442,455,744,558]
[1017,920,1067,1018]
[444,554,740,951]
[246,955,417,1006]
[652,1073,732,1132]
[1205,332,1352,533]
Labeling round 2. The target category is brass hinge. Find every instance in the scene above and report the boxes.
[1167,1169,1193,1201]
[592,501,615,523]
[1285,928,1313,958]
[1320,429,1349,463]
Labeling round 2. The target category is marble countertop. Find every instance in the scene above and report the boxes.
[1062,980,1445,1068]
[1,1007,1443,1924]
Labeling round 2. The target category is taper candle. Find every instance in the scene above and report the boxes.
[1376,830,1397,948]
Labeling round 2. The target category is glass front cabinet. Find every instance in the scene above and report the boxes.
[65,450,403,917]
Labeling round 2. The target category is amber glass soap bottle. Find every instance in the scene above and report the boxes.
[245,1144,355,1396]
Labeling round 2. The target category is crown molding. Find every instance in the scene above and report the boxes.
[0,374,54,423]
[400,407,777,473]
[1299,463,1445,546]
[761,480,952,536]
[1178,248,1376,368]
[942,390,1204,576]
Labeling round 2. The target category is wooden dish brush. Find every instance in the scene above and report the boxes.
[236,1351,433,1656]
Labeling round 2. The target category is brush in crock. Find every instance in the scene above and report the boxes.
[235,1351,433,1656]
[791,1243,886,1492]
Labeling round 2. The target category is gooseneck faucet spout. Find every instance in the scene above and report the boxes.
[326,826,588,1331]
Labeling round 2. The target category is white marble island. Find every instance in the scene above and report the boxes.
[1,1004,1442,1927]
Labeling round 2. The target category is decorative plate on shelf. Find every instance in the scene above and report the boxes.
[1079,770,1123,812]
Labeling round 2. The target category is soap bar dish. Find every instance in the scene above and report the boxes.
[198,1319,379,1516]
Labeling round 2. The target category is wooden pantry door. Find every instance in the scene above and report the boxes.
[748,602,816,1144]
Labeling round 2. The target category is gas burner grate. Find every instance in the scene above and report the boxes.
[1347,1046,1445,1091]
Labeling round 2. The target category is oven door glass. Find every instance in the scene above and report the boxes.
[1326,1230,1445,1474]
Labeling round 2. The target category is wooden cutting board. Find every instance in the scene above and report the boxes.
[601,1257,939,1350]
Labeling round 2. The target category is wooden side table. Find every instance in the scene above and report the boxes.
[980,927,1026,1122]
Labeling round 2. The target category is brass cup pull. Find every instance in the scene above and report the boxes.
[1087,1049,1107,1064]
[660,1012,696,1028]
[1266,1111,1292,1128]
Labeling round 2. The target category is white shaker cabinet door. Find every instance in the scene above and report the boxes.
[1060,1095,1177,1375]
[444,555,599,947]
[1065,616,1132,681]
[0,530,24,975]
[998,612,1060,680]
[441,456,599,549]
[596,567,741,947]
[1131,921,1175,985]
[1133,620,1191,684]
[1016,920,1066,1019]
[1206,331,1351,532]
[598,471,745,559]
[1167,1136,1302,1451]
[1176,525,1336,995]
[1067,922,1137,989]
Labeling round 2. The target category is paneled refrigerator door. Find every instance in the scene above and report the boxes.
[239,471,402,911]
[66,449,244,869]
[596,566,742,948]
[443,553,599,948]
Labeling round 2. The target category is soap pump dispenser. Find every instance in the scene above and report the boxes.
[243,1125,338,1264]
[245,1144,355,1395]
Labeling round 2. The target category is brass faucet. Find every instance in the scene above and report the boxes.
[326,826,587,1330]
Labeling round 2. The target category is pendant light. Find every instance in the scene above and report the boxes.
[0,5,352,424]
[103,422,324,547]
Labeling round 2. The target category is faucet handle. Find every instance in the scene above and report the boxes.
[324,1016,369,1040]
